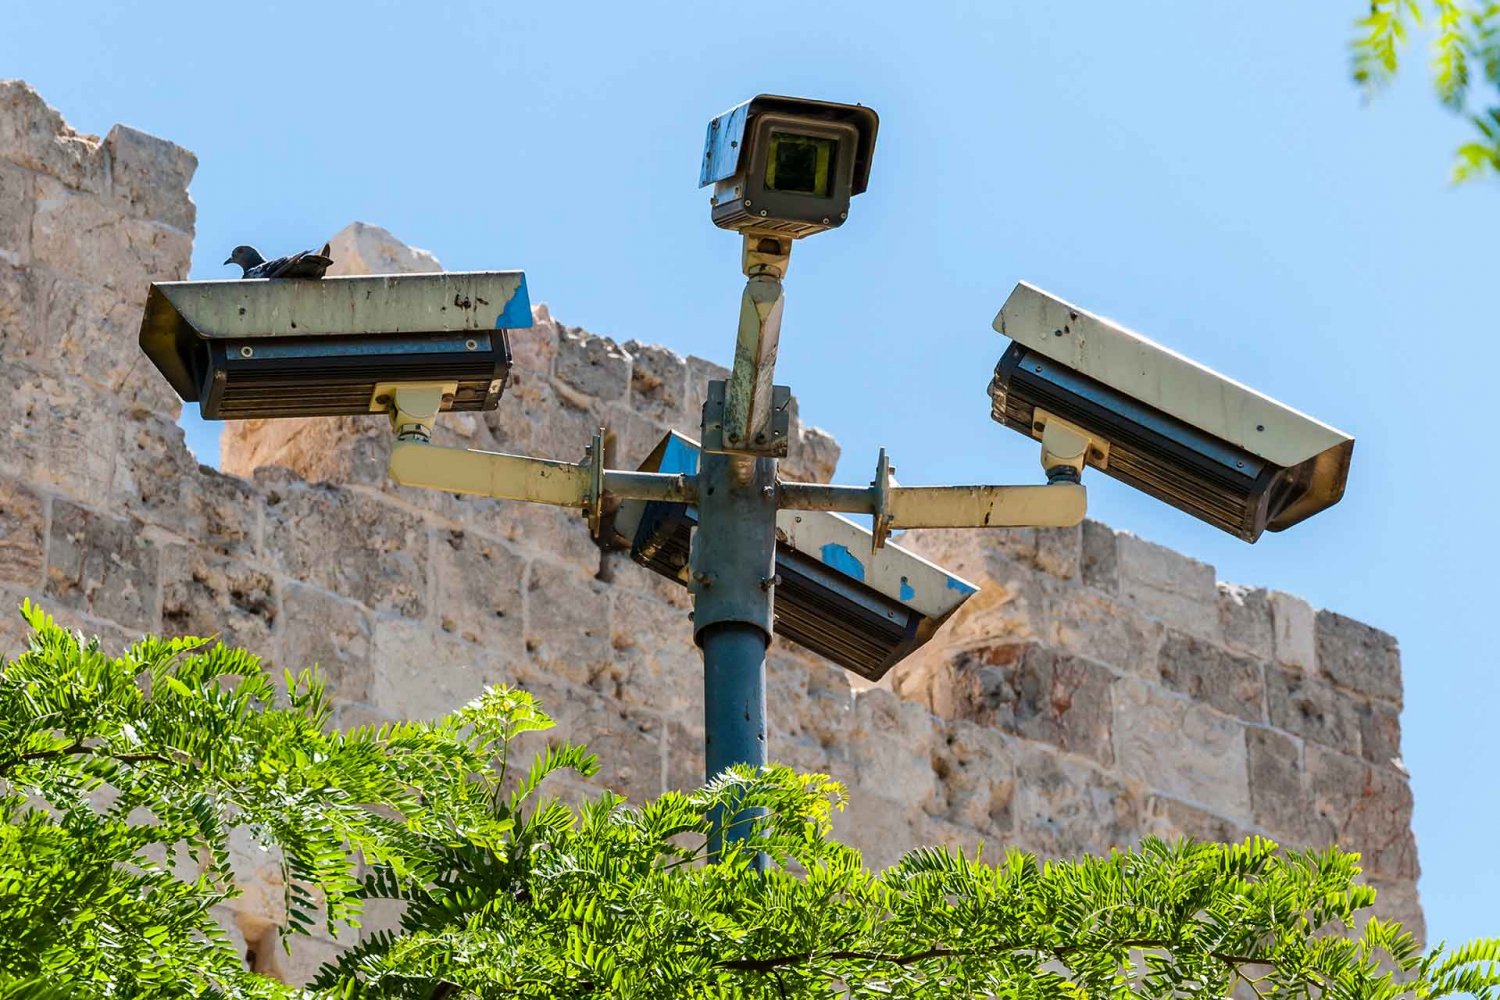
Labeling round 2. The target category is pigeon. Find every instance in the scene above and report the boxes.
[224,243,334,279]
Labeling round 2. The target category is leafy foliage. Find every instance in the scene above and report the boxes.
[5,604,1500,999]
[1352,0,1500,180]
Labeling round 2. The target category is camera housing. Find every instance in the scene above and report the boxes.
[613,432,976,681]
[700,95,879,239]
[138,271,531,420]
[989,282,1354,543]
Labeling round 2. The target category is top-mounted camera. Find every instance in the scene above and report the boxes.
[700,95,879,240]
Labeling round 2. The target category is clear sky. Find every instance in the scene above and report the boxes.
[4,0,1495,949]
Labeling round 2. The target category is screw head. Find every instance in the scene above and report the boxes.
[239,346,254,358]
[464,339,478,351]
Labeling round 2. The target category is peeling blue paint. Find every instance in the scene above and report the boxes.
[899,577,915,601]
[946,576,977,595]
[495,275,534,329]
[819,543,865,581]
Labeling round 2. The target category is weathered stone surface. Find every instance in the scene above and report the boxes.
[605,590,699,715]
[326,221,440,275]
[278,584,373,702]
[1266,664,1360,751]
[159,546,276,652]
[538,679,663,801]
[431,528,525,645]
[1012,742,1146,858]
[114,414,198,528]
[1218,584,1274,661]
[1246,726,1306,840]
[1145,795,1250,843]
[926,642,1115,766]
[0,80,107,190]
[263,482,428,617]
[191,468,261,558]
[370,617,525,721]
[0,159,32,265]
[1270,590,1316,672]
[105,124,196,231]
[45,501,159,630]
[511,303,560,376]
[524,560,612,689]
[0,365,118,499]
[1306,745,1418,880]
[1357,697,1402,766]
[33,174,191,290]
[927,719,1017,832]
[0,479,46,586]
[1080,519,1119,593]
[1113,677,1250,819]
[843,687,944,806]
[1316,610,1402,705]
[1043,578,1164,677]
[1116,532,1221,640]
[623,339,689,422]
[1156,630,1265,723]
[555,327,631,401]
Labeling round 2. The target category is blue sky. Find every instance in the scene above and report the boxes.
[5,0,1496,948]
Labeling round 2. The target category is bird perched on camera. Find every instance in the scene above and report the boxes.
[224,243,334,279]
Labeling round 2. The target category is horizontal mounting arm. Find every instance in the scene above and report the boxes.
[776,481,1087,530]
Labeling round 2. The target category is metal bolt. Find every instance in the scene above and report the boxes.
[1236,461,1245,468]
[1053,329,1064,337]
[464,339,478,351]
[822,217,830,224]
[744,199,752,207]
[1256,424,1265,432]
[760,574,782,590]
[762,486,775,498]
[239,346,254,358]
[759,210,768,216]
[754,432,766,444]
[840,212,848,219]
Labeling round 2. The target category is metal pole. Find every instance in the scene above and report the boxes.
[690,432,777,865]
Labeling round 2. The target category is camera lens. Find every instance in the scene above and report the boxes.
[765,132,836,196]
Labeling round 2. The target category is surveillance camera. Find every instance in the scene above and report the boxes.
[138,271,532,420]
[700,95,879,240]
[614,432,976,681]
[988,282,1354,543]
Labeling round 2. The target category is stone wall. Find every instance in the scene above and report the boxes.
[0,81,1421,983]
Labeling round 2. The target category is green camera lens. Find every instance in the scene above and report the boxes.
[765,132,836,196]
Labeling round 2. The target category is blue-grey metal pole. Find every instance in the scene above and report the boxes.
[690,402,777,864]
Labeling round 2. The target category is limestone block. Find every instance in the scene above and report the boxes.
[104,124,196,231]
[783,421,841,486]
[623,338,689,423]
[1011,741,1146,858]
[0,365,118,500]
[1316,610,1402,706]
[0,584,139,656]
[0,80,107,191]
[1357,697,1402,766]
[1042,576,1164,677]
[1112,677,1251,819]
[325,221,440,276]
[224,415,389,487]
[277,583,373,702]
[1145,795,1250,843]
[263,481,428,617]
[0,261,32,347]
[914,813,987,859]
[555,327,631,401]
[224,825,287,931]
[1218,583,1274,662]
[1269,591,1316,672]
[1156,630,1265,723]
[931,642,1115,766]
[510,303,560,377]
[1245,726,1308,842]
[665,717,704,792]
[1265,664,1361,751]
[833,791,922,871]
[843,687,943,807]
[159,546,276,653]
[0,159,33,264]
[482,379,604,464]
[1080,519,1119,593]
[926,719,1017,833]
[1116,532,1221,641]
[524,560,612,689]
[489,502,600,578]
[369,617,526,722]
[602,403,672,472]
[431,529,525,645]
[922,554,1049,648]
[605,590,698,716]
[11,266,178,412]
[114,413,198,529]
[44,500,159,630]
[32,175,191,290]
[190,468,261,559]
[536,679,663,801]
[0,478,46,587]
[255,933,345,987]
[1305,745,1418,880]
[904,525,1079,585]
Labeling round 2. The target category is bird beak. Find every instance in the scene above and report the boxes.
[223,257,233,266]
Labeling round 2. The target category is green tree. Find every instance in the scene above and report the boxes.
[5,601,1500,999]
[1352,1,1500,180]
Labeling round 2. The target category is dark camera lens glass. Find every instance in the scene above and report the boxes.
[765,132,836,196]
